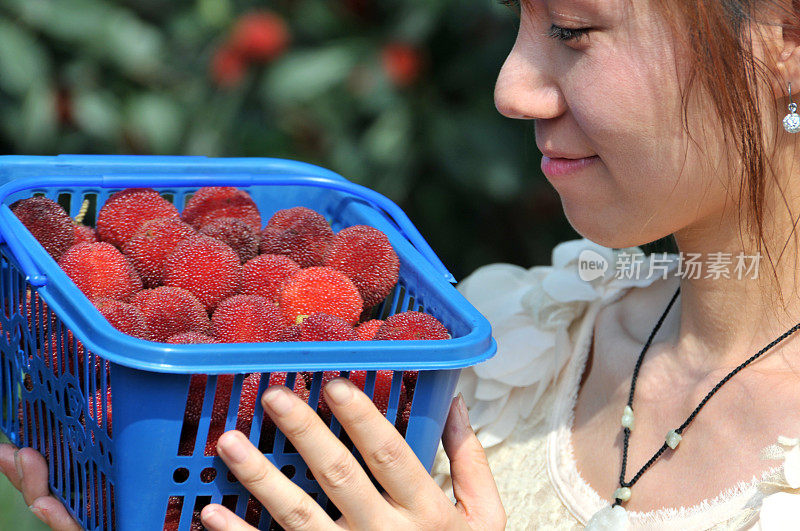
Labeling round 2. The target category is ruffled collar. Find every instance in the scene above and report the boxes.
[454,237,679,449]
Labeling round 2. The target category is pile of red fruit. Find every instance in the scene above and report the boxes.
[12,187,450,345]
[12,186,451,449]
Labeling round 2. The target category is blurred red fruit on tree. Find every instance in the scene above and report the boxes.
[211,45,247,88]
[230,11,290,63]
[381,43,423,87]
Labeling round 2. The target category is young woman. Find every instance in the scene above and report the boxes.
[4,0,800,528]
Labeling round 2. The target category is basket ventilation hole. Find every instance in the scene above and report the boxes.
[280,464,295,479]
[200,468,217,483]
[227,470,238,483]
[173,468,190,484]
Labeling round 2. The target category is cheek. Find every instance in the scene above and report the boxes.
[559,52,730,246]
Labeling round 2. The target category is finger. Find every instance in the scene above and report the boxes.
[201,503,256,531]
[29,496,83,531]
[16,447,52,506]
[260,384,388,526]
[442,394,506,529]
[216,430,337,531]
[321,377,434,510]
[0,443,22,491]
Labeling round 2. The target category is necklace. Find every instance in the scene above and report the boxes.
[585,285,800,530]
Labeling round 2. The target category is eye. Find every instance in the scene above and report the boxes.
[496,0,519,6]
[547,24,591,43]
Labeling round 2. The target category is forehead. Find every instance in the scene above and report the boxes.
[527,0,632,21]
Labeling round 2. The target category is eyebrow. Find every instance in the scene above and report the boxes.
[549,0,605,14]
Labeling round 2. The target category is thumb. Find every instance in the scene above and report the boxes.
[441,393,506,530]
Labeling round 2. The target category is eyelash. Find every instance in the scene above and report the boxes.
[547,25,590,43]
[495,0,590,43]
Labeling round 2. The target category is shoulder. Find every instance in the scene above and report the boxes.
[453,237,681,449]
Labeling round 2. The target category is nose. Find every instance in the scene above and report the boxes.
[494,39,565,120]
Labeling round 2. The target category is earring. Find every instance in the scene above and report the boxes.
[783,81,800,133]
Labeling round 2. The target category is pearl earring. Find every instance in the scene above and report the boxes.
[783,81,800,133]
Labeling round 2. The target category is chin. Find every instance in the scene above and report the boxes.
[563,207,665,250]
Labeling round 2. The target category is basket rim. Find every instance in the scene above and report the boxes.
[0,157,497,373]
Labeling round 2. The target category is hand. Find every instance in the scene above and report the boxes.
[0,443,82,530]
[200,377,506,530]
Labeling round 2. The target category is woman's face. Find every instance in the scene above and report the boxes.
[494,0,739,248]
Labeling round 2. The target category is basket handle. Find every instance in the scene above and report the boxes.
[0,207,48,286]
[0,173,456,285]
[259,175,457,283]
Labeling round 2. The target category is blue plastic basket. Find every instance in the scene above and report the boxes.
[0,155,496,530]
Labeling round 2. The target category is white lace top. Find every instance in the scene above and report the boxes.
[430,238,800,530]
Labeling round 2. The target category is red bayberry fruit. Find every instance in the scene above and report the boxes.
[205,374,235,456]
[403,370,419,398]
[92,386,113,437]
[276,322,302,342]
[356,319,384,341]
[240,254,301,303]
[306,370,341,424]
[166,332,216,344]
[96,188,179,248]
[349,370,407,418]
[278,266,363,325]
[11,196,75,261]
[211,295,286,343]
[131,286,211,342]
[73,224,98,244]
[211,45,247,88]
[374,311,450,341]
[181,187,261,232]
[289,313,358,342]
[93,298,150,340]
[123,218,196,288]
[58,242,142,301]
[230,11,290,62]
[397,399,412,437]
[163,235,241,311]
[222,373,262,439]
[267,371,310,402]
[199,217,260,263]
[204,372,310,456]
[178,374,209,455]
[323,225,399,308]
[259,207,335,267]
[381,43,423,87]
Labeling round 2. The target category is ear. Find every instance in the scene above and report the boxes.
[758,4,800,102]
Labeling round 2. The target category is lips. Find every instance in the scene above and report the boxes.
[539,149,596,159]
[540,154,600,178]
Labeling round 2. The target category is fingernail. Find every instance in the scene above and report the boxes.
[218,433,250,464]
[202,507,225,529]
[456,393,471,429]
[325,378,352,405]
[263,386,294,416]
[29,505,46,524]
[14,449,23,480]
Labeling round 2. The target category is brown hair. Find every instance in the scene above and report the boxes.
[649,0,800,315]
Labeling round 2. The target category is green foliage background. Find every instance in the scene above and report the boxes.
[0,0,580,281]
[0,0,585,525]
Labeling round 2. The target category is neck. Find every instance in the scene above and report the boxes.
[667,174,800,373]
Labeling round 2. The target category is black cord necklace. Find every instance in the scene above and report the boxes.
[585,284,800,529]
